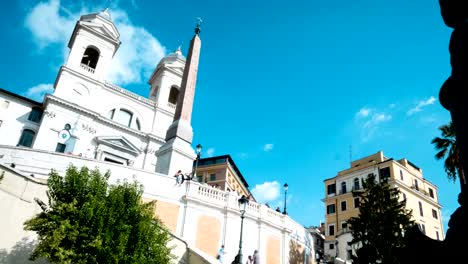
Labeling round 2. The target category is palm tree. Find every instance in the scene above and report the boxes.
[431,121,465,187]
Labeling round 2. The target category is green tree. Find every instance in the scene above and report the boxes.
[24,166,173,264]
[431,121,465,183]
[348,174,414,264]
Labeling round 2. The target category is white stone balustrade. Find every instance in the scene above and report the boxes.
[0,145,315,264]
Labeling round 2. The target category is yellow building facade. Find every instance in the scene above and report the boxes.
[323,151,444,261]
[195,155,253,199]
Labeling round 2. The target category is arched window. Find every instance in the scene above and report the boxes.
[354,178,360,190]
[114,109,132,127]
[107,108,141,131]
[168,86,179,104]
[18,129,36,148]
[81,47,100,70]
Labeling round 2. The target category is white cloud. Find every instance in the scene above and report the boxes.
[251,181,280,204]
[263,143,274,152]
[356,107,371,118]
[24,83,54,101]
[363,113,392,129]
[206,147,215,157]
[407,96,436,116]
[24,0,75,49]
[355,108,392,142]
[24,0,166,86]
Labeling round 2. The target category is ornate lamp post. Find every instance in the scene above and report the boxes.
[237,195,248,264]
[283,183,289,215]
[192,144,202,180]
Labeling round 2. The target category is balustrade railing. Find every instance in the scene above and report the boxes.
[80,63,95,74]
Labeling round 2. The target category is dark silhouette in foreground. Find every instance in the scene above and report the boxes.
[399,1,468,264]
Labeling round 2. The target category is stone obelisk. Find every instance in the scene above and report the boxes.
[155,21,202,176]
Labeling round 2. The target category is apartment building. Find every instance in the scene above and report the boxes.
[323,151,444,261]
[194,155,253,199]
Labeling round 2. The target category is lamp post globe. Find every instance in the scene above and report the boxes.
[193,144,202,180]
[237,195,248,264]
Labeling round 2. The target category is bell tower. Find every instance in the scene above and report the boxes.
[53,9,121,98]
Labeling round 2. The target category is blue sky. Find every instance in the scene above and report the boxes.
[0,0,458,231]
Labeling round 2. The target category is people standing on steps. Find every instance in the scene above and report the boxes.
[217,245,226,263]
[174,170,183,185]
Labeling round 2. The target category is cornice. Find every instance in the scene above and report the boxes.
[45,95,165,144]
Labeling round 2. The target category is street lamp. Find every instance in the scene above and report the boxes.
[192,144,202,180]
[283,183,289,215]
[237,195,248,264]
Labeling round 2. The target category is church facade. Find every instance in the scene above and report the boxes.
[0,9,196,177]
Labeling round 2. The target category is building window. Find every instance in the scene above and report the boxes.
[327,204,336,214]
[436,231,440,240]
[0,120,3,127]
[81,46,100,70]
[400,170,404,181]
[328,225,335,236]
[55,143,67,153]
[341,201,347,211]
[379,167,391,182]
[347,250,352,260]
[107,108,141,130]
[210,173,216,181]
[354,197,360,208]
[329,243,334,250]
[18,129,36,147]
[341,182,347,194]
[28,107,43,123]
[429,188,434,198]
[419,201,424,217]
[419,224,426,234]
[432,209,438,219]
[353,178,360,190]
[168,86,179,104]
[402,193,407,201]
[114,109,132,127]
[341,222,348,229]
[197,175,203,182]
[414,179,419,191]
[327,184,336,195]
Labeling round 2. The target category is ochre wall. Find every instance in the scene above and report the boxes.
[266,235,281,264]
[196,215,221,257]
[145,198,180,233]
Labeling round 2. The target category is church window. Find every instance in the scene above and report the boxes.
[107,108,141,131]
[28,107,43,123]
[64,124,71,130]
[18,129,36,148]
[168,86,179,104]
[114,109,132,127]
[55,143,66,153]
[81,46,100,70]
